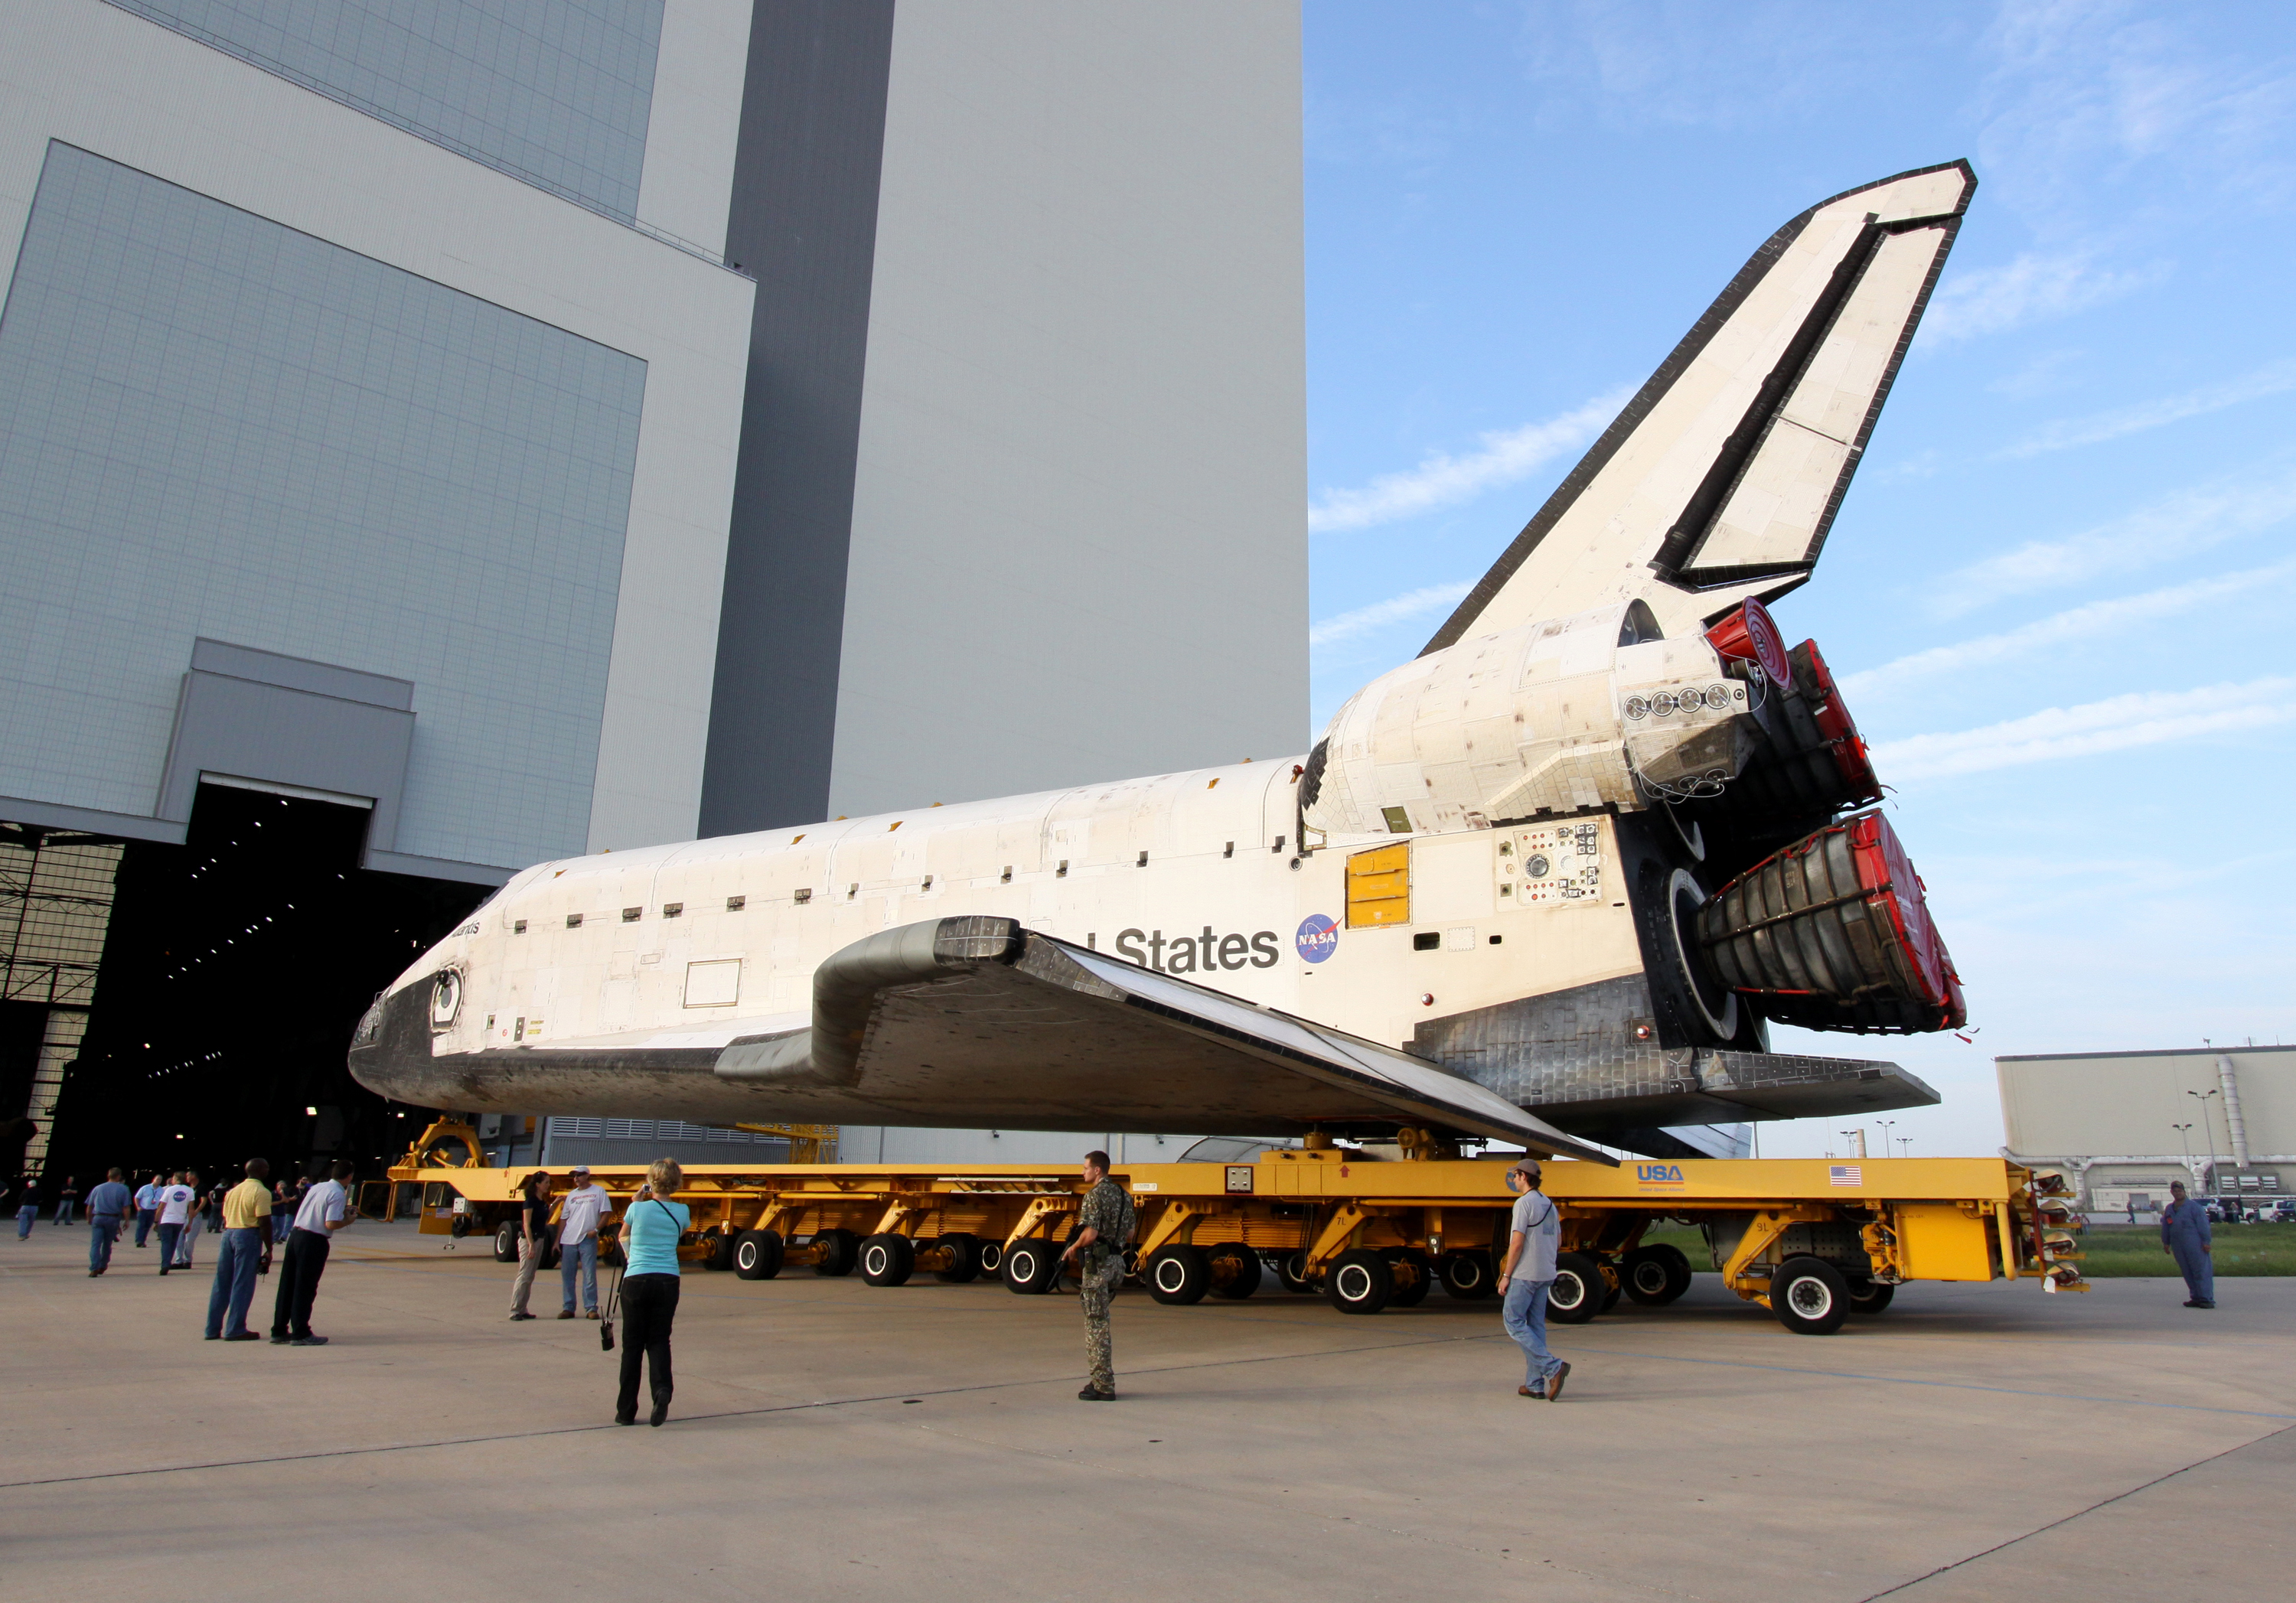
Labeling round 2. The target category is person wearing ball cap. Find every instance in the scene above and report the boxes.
[1499,1157,1570,1400]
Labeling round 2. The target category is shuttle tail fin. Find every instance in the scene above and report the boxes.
[1424,161,1976,650]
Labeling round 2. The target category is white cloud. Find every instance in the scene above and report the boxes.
[1919,251,2159,347]
[1869,676,2296,781]
[1996,358,2296,459]
[1843,557,2296,697]
[1309,582,1473,648]
[1307,388,1629,534]
[1935,464,2296,614]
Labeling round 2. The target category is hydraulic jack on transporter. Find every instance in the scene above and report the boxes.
[390,1123,2084,1336]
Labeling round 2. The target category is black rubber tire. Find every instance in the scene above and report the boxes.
[449,1212,472,1240]
[1146,1243,1212,1305]
[708,1229,740,1272]
[1772,1256,1851,1334]
[1323,1247,1394,1315]
[976,1238,1003,1274]
[1620,1246,1674,1305]
[931,1232,983,1283]
[1440,1250,1496,1300]
[732,1229,783,1280]
[492,1220,519,1263]
[1600,1275,1623,1313]
[1847,1279,1895,1315]
[810,1227,859,1277]
[1001,1237,1063,1295]
[1205,1243,1261,1300]
[859,1233,915,1287]
[1545,1252,1603,1324]
[1384,1248,1433,1307]
[1277,1250,1314,1294]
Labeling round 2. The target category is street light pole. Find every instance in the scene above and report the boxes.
[1877,1118,1897,1160]
[2188,1088,2220,1207]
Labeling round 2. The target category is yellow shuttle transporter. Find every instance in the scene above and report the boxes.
[390,1124,2082,1337]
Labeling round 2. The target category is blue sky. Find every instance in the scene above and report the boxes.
[1300,1,2296,1158]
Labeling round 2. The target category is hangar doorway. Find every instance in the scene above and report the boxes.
[47,781,489,1186]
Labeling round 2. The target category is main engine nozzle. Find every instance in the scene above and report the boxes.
[1692,812,1965,1034]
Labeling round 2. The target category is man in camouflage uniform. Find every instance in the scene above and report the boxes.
[1062,1150,1134,1401]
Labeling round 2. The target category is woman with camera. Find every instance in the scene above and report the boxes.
[614,1158,688,1426]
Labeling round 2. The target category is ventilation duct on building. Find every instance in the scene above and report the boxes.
[2217,1054,2251,1168]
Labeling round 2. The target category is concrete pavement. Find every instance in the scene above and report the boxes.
[5,1217,2287,1600]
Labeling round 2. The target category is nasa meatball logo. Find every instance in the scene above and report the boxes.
[1295,914,1339,964]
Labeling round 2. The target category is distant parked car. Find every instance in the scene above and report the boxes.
[2268,1198,2296,1223]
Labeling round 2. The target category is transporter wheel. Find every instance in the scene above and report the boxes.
[931,1232,983,1283]
[1847,1279,1895,1315]
[1545,1253,1603,1324]
[708,1229,740,1272]
[976,1238,1003,1275]
[1001,1238,1063,1295]
[1621,1244,1692,1306]
[1277,1250,1314,1295]
[1146,1244,1212,1305]
[1205,1243,1261,1300]
[811,1227,859,1277]
[1383,1248,1433,1308]
[1440,1250,1496,1300]
[1771,1256,1851,1335]
[859,1233,916,1287]
[449,1212,472,1240]
[492,1220,520,1263]
[733,1229,784,1280]
[1324,1249,1393,1315]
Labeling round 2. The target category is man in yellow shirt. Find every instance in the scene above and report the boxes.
[205,1158,277,1341]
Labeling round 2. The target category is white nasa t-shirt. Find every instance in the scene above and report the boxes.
[157,1184,196,1226]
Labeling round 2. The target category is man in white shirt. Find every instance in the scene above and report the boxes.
[155,1173,197,1275]
[556,1165,612,1320]
[171,1168,206,1269]
[1497,1157,1571,1401]
[269,1160,356,1345]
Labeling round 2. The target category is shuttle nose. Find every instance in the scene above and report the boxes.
[347,976,461,1108]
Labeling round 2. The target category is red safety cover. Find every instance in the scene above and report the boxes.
[1795,640,1882,804]
[1851,813,1966,1028]
[1705,598,1794,689]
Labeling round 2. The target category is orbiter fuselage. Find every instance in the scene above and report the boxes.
[352,163,1980,1159]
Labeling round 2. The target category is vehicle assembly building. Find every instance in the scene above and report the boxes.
[1998,1045,2295,1214]
[0,1,1307,1186]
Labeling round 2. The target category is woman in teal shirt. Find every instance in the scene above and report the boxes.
[615,1158,690,1425]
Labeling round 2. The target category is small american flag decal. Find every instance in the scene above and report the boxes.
[1829,1165,1863,1186]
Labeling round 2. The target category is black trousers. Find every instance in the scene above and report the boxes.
[270,1229,331,1337]
[616,1273,680,1417]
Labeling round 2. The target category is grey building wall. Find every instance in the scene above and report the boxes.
[700,0,1309,834]
[701,0,896,834]
[0,142,647,874]
[104,0,667,224]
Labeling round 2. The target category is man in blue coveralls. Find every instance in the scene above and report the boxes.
[2161,1180,2214,1308]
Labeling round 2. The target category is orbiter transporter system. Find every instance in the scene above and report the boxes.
[354,163,1976,1164]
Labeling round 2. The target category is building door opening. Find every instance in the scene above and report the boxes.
[48,782,490,1185]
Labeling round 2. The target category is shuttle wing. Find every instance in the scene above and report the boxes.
[715,917,1617,1162]
[1424,161,1975,649]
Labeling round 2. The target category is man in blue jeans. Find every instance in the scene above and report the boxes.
[84,1168,132,1276]
[206,1158,277,1340]
[1498,1157,1571,1401]
[133,1172,161,1247]
[556,1165,612,1319]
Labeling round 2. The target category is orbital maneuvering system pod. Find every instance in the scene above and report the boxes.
[354,164,1976,1164]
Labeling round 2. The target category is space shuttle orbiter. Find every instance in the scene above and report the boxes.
[352,164,1976,1164]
